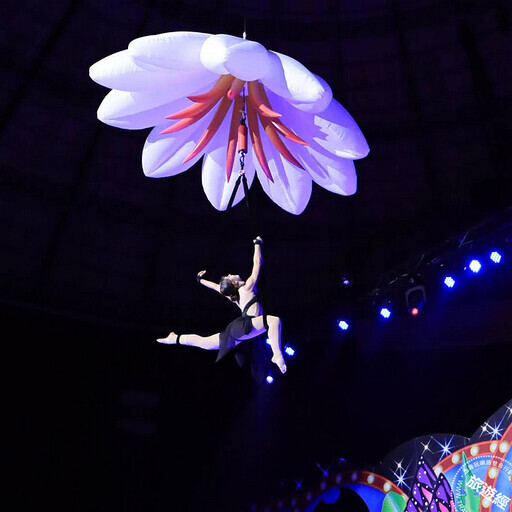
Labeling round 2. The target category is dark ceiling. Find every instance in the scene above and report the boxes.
[3,1,511,511]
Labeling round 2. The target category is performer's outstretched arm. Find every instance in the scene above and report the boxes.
[196,270,220,293]
[244,236,263,291]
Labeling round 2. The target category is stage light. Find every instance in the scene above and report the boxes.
[468,259,482,273]
[340,273,353,288]
[266,375,274,384]
[380,307,392,319]
[284,346,295,356]
[266,338,271,345]
[444,276,456,288]
[410,307,419,316]
[338,320,349,331]
[490,251,502,264]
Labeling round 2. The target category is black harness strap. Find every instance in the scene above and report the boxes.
[226,170,250,210]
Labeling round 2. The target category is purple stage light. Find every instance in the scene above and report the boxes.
[468,259,482,273]
[338,320,349,331]
[266,375,274,384]
[490,251,502,264]
[380,307,391,319]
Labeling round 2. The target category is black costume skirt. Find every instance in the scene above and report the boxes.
[216,315,254,362]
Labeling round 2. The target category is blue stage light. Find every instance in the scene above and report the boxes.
[380,307,392,319]
[284,346,295,356]
[444,276,456,288]
[468,259,482,273]
[338,320,349,331]
[490,251,502,264]
[266,375,274,384]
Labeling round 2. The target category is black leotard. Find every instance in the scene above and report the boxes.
[215,296,261,362]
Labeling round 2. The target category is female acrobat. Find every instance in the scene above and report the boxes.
[157,237,287,374]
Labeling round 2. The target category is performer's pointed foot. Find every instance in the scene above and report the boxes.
[271,354,287,374]
[157,332,178,345]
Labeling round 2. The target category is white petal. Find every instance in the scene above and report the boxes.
[89,49,215,92]
[128,31,210,70]
[297,143,357,195]
[96,73,217,130]
[267,91,369,160]
[200,34,269,81]
[312,98,370,159]
[142,112,215,177]
[260,51,332,113]
[201,120,256,210]
[254,130,312,215]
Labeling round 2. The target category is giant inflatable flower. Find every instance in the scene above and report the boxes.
[90,31,369,214]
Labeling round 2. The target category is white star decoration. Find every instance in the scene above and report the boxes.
[433,435,455,461]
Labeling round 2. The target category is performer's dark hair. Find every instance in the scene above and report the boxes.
[219,278,240,302]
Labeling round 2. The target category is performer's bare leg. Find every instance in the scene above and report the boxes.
[157,316,286,374]
[240,315,287,374]
[157,332,220,350]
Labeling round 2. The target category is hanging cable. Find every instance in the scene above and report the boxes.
[226,91,250,211]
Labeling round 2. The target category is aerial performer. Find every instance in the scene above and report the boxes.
[89,31,370,215]
[156,237,287,374]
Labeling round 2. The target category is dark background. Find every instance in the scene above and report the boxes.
[2,1,511,511]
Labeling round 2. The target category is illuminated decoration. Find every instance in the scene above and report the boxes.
[252,400,512,512]
[90,31,369,214]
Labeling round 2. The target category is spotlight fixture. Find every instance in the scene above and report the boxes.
[338,320,350,331]
[284,346,295,356]
[468,259,482,273]
[443,276,456,288]
[340,273,353,288]
[380,307,392,319]
[266,375,274,384]
[490,251,502,264]
[405,274,426,314]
